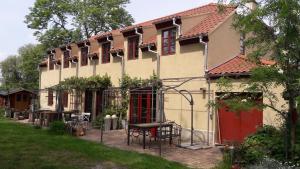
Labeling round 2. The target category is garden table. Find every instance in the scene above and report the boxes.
[127,122,173,149]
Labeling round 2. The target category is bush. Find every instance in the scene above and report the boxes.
[48,121,66,135]
[0,108,4,119]
[92,115,104,129]
[246,158,296,169]
[214,153,232,169]
[235,125,285,165]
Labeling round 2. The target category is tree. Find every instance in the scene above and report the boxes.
[72,0,134,38]
[0,44,45,90]
[0,56,22,89]
[18,44,45,90]
[217,0,300,160]
[25,0,134,49]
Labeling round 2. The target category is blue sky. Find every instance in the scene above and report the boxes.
[0,0,215,61]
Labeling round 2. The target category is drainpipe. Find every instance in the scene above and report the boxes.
[135,27,143,44]
[115,52,124,79]
[148,45,161,124]
[52,50,62,83]
[148,45,160,79]
[173,18,181,36]
[199,36,211,146]
[107,36,113,48]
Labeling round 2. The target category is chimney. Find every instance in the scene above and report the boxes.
[245,0,257,10]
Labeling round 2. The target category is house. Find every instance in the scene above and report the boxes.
[38,2,285,145]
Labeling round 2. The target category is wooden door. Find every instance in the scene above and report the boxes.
[218,99,263,144]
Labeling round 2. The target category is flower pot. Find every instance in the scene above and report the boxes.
[111,114,118,130]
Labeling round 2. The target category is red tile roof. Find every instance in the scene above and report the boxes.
[139,35,157,48]
[91,3,236,41]
[208,54,275,76]
[180,7,236,39]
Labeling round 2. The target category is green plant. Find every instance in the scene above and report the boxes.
[235,125,285,165]
[48,121,66,135]
[92,115,104,129]
[0,108,5,119]
[214,153,232,169]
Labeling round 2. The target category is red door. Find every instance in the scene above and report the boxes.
[129,92,152,124]
[218,100,263,144]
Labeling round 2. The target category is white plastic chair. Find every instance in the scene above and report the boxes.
[81,112,91,129]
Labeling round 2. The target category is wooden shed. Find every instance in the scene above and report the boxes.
[5,88,36,112]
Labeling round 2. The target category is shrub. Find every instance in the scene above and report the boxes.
[246,158,298,169]
[214,153,232,169]
[48,121,66,135]
[235,125,285,165]
[92,115,104,129]
[0,108,4,119]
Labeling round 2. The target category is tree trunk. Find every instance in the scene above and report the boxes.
[287,89,297,160]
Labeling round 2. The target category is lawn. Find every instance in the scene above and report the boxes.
[0,118,189,169]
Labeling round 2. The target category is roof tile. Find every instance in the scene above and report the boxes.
[208,54,275,76]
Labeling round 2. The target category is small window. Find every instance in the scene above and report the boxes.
[63,91,68,108]
[162,28,176,55]
[49,55,55,70]
[48,90,53,106]
[23,94,27,101]
[128,36,139,60]
[63,51,70,68]
[81,47,89,66]
[16,94,21,102]
[102,43,111,63]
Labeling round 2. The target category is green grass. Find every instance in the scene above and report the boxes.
[0,118,189,169]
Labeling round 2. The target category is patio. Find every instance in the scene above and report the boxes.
[80,128,223,169]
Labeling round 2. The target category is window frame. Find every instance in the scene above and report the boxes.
[81,47,89,66]
[102,42,111,64]
[16,94,22,102]
[161,27,177,56]
[63,91,68,108]
[48,90,53,106]
[63,50,70,68]
[127,35,139,60]
[49,55,55,70]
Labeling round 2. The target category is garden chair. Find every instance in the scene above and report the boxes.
[81,112,91,129]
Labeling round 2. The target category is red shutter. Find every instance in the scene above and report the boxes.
[63,51,70,68]
[63,92,68,107]
[48,90,53,106]
[81,47,88,66]
[128,36,139,59]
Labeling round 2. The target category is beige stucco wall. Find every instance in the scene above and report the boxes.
[207,13,241,69]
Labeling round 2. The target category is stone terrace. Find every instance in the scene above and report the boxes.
[80,129,222,169]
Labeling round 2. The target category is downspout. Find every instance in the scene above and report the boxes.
[107,36,113,48]
[135,27,143,44]
[37,65,41,112]
[148,45,160,79]
[52,50,61,83]
[199,35,211,146]
[173,18,181,36]
[148,45,161,123]
[116,52,124,80]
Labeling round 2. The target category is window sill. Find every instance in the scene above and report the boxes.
[128,57,138,60]
[161,52,176,56]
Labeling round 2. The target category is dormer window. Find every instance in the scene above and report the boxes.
[49,55,55,70]
[63,50,70,68]
[162,28,176,56]
[128,36,139,60]
[81,47,89,66]
[102,43,111,64]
